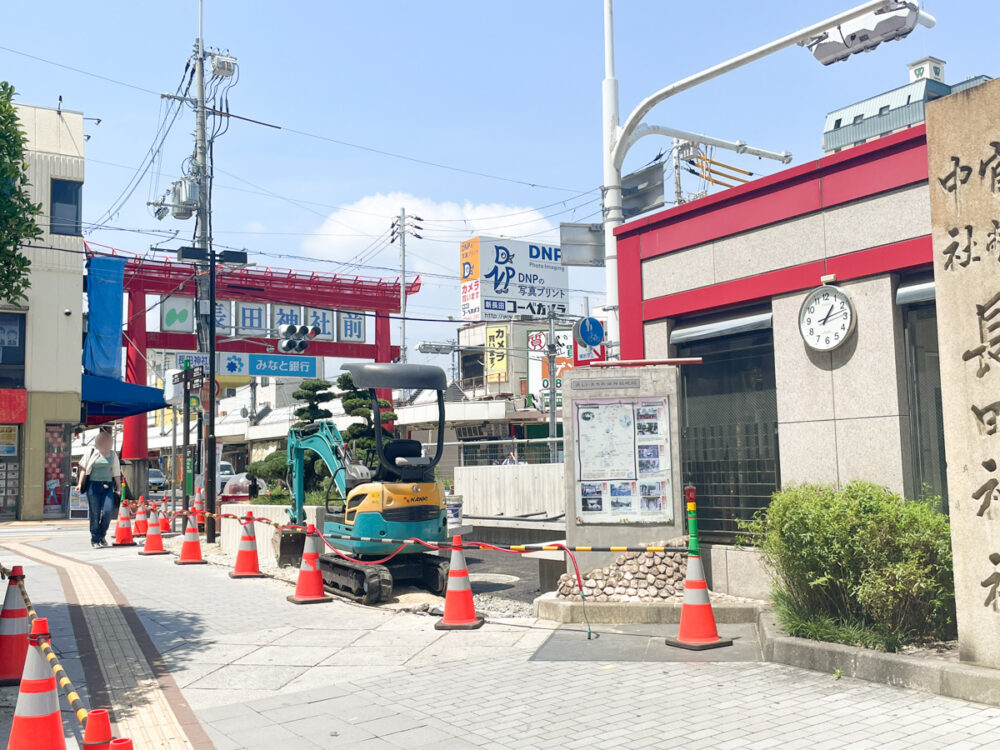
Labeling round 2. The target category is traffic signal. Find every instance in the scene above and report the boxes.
[807,4,935,66]
[278,324,320,353]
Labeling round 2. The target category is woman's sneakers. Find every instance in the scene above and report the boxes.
[91,540,109,548]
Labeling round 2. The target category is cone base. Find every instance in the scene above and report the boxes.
[435,615,485,631]
[0,677,21,686]
[174,559,207,565]
[138,550,169,556]
[286,594,333,605]
[663,635,733,651]
[230,571,265,579]
[112,542,137,547]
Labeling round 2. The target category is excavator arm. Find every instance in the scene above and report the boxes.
[286,421,351,524]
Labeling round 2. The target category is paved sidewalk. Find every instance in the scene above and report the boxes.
[5,531,1000,749]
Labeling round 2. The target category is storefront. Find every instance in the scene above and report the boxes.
[615,126,940,542]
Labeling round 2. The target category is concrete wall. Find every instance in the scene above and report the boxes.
[454,463,564,517]
[219,503,322,567]
[640,184,930,300]
[772,274,912,496]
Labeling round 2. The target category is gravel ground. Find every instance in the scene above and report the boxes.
[162,534,536,619]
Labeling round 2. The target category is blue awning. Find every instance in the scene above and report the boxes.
[82,374,167,425]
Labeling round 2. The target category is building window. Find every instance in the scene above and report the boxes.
[0,313,26,388]
[833,118,842,129]
[853,114,864,124]
[677,330,780,544]
[878,105,890,115]
[903,303,947,507]
[260,377,269,387]
[50,179,82,236]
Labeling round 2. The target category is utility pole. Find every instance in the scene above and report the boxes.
[191,0,219,543]
[399,207,406,364]
[390,210,423,368]
[170,404,178,529]
[673,138,684,205]
[546,307,559,463]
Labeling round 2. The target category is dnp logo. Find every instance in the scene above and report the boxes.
[483,244,515,294]
[528,244,561,262]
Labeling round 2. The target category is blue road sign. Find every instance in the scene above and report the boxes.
[220,353,317,378]
[577,317,605,348]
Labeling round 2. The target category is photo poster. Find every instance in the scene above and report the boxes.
[575,398,672,523]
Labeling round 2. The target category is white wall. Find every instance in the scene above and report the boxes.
[454,463,564,517]
[13,104,85,395]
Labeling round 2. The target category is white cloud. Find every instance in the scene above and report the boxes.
[300,191,561,279]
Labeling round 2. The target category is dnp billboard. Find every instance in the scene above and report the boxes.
[459,236,568,321]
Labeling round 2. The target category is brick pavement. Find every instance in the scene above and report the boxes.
[7,532,1000,749]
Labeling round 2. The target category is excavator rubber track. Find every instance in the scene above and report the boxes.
[317,552,450,605]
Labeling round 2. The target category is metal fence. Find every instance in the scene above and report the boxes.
[422,437,564,483]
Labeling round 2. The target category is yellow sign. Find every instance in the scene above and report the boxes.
[486,325,508,383]
[460,237,480,282]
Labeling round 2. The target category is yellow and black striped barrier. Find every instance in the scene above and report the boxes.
[0,565,89,728]
[147,508,691,555]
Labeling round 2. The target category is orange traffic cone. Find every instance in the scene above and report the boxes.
[159,507,171,534]
[81,708,112,750]
[664,554,733,650]
[230,513,265,578]
[7,618,65,750]
[138,508,168,556]
[175,518,207,565]
[112,503,136,547]
[0,566,29,685]
[435,536,484,630]
[195,489,205,529]
[133,502,148,536]
[287,525,332,604]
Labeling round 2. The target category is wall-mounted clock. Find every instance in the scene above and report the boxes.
[798,285,856,352]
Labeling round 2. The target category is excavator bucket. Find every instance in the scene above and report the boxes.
[275,527,306,568]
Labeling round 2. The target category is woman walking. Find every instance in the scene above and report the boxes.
[77,431,121,548]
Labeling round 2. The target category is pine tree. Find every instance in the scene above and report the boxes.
[0,82,41,304]
[336,372,395,468]
[292,378,335,426]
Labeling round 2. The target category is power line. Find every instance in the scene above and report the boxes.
[0,45,161,95]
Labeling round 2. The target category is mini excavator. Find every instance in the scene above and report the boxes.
[279,363,450,604]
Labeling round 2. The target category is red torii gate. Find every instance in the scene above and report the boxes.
[93,246,417,460]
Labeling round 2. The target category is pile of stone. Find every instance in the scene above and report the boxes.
[556,536,688,602]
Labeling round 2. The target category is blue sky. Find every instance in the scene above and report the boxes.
[3,0,996,367]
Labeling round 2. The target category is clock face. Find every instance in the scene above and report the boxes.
[798,285,856,352]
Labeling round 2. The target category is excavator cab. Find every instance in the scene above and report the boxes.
[280,363,452,604]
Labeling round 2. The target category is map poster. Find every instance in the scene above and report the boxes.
[576,402,636,481]
[575,398,672,523]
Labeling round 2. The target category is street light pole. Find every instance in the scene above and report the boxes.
[601,0,912,356]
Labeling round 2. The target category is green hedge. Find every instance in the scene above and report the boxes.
[741,480,955,651]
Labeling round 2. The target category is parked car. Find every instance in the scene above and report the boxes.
[148,468,168,492]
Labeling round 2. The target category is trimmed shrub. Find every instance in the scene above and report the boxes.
[741,480,955,650]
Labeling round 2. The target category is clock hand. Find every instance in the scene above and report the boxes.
[820,305,835,325]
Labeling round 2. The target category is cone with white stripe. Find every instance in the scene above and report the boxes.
[194,488,205,529]
[133,502,148,536]
[664,491,732,650]
[435,535,484,630]
[0,566,29,685]
[287,525,332,604]
[174,517,207,565]
[230,512,265,578]
[112,502,136,547]
[138,508,168,556]
[7,617,65,750]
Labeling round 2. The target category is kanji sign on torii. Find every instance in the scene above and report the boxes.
[88,244,417,460]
